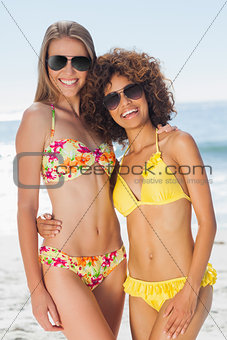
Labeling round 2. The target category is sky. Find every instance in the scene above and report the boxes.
[0,0,227,112]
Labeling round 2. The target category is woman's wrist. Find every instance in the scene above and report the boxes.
[28,279,45,294]
[183,279,201,295]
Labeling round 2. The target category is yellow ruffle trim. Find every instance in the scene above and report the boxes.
[142,152,161,178]
[123,263,217,311]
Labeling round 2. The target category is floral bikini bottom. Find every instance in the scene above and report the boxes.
[39,244,127,290]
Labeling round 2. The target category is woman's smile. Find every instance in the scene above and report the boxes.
[121,107,139,119]
[58,78,79,87]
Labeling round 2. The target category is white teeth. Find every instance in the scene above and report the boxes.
[61,79,77,85]
[122,109,137,117]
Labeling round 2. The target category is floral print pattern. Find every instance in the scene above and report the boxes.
[39,244,127,290]
[42,139,116,184]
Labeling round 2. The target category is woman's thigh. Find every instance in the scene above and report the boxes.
[129,295,158,340]
[93,258,127,337]
[42,264,115,340]
[149,285,213,340]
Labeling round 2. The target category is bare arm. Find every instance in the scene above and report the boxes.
[163,131,216,338]
[174,132,216,291]
[16,107,45,291]
[16,105,62,330]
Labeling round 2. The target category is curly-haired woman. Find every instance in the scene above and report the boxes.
[79,49,217,340]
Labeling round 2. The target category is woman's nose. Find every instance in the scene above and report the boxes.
[120,92,132,106]
[64,60,75,75]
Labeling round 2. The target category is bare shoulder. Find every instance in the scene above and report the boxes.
[163,129,197,149]
[171,130,197,150]
[16,102,52,150]
[164,130,201,164]
[22,102,51,126]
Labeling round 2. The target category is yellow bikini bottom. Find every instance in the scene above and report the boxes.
[123,263,217,312]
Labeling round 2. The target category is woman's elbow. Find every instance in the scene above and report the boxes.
[17,201,38,218]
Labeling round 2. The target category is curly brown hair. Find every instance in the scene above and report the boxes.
[81,48,176,145]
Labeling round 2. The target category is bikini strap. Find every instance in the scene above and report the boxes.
[50,104,55,142]
[121,128,159,165]
[120,143,131,166]
[155,128,160,153]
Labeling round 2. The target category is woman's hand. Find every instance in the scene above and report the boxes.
[37,213,62,238]
[163,285,198,338]
[31,285,63,331]
[157,123,178,134]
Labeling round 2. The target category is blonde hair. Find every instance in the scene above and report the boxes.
[34,20,96,103]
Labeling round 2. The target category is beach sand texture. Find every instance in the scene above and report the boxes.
[0,228,226,340]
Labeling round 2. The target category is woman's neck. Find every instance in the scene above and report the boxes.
[57,94,80,116]
[125,121,157,154]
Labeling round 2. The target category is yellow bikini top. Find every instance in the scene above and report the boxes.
[113,129,191,217]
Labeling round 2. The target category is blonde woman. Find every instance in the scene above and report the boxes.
[16,21,127,340]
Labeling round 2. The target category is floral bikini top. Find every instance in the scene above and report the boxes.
[41,105,116,184]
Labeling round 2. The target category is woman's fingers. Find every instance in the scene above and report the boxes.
[48,300,63,330]
[171,319,186,339]
[39,224,62,231]
[41,231,59,238]
[38,312,62,332]
[165,313,192,338]
[164,314,177,337]
[32,289,63,332]
[33,305,61,332]
[39,225,61,238]
[166,318,181,339]
[163,303,173,318]
[180,317,191,335]
[157,123,170,133]
[157,123,178,134]
[42,213,53,219]
[39,217,62,226]
[37,218,62,227]
[37,215,62,238]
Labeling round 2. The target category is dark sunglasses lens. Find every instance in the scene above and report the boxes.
[125,84,143,100]
[71,56,91,71]
[104,93,120,110]
[48,56,67,71]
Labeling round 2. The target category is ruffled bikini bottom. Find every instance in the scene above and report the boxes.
[123,263,217,311]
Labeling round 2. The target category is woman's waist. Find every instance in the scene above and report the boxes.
[126,262,216,286]
[51,200,118,228]
[128,243,193,282]
[42,225,123,257]
[49,196,115,216]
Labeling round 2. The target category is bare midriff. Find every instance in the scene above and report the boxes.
[127,198,194,282]
[42,164,122,256]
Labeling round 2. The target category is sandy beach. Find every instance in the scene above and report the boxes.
[0,227,226,340]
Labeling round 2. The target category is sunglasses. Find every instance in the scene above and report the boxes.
[47,55,91,71]
[103,83,143,111]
